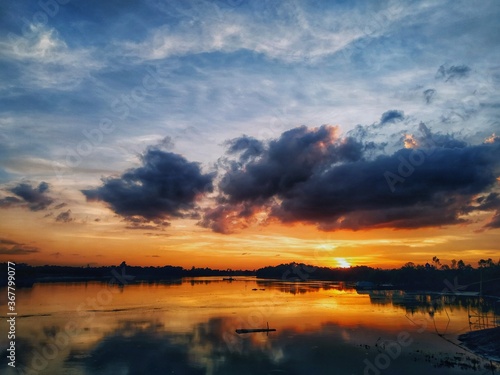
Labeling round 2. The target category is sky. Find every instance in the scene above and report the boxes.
[0,0,499,270]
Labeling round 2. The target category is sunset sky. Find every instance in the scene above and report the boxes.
[0,0,499,270]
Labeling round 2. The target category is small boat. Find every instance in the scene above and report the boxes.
[222,277,235,281]
[236,322,276,335]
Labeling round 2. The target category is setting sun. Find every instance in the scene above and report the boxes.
[336,258,351,268]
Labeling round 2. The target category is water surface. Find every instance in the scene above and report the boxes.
[1,277,498,374]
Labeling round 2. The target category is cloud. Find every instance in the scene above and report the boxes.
[156,136,175,151]
[436,64,471,81]
[82,149,214,222]
[224,135,264,162]
[55,209,73,223]
[0,237,40,255]
[474,192,500,211]
[485,212,500,229]
[124,216,171,230]
[0,196,22,208]
[0,24,102,89]
[123,1,412,64]
[0,238,40,255]
[485,133,500,144]
[0,181,53,211]
[217,125,362,203]
[202,125,500,233]
[474,193,500,229]
[380,110,404,125]
[423,89,436,104]
[199,202,265,234]
[0,238,19,245]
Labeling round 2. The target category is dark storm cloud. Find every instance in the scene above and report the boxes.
[82,149,214,221]
[474,192,500,211]
[272,144,497,230]
[0,181,53,211]
[417,122,467,149]
[202,125,500,233]
[436,64,471,81]
[379,110,405,125]
[218,125,360,203]
[224,135,264,162]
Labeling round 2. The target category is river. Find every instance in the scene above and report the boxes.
[1,277,498,374]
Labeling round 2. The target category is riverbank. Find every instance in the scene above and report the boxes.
[459,327,500,363]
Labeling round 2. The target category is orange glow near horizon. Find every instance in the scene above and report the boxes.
[1,205,499,270]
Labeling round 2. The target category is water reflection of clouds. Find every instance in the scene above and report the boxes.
[10,282,499,374]
[76,316,494,375]
[78,317,371,375]
[14,313,497,374]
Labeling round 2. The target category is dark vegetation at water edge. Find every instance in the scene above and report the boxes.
[256,258,500,296]
[459,327,500,362]
[2,258,499,296]
[0,262,254,286]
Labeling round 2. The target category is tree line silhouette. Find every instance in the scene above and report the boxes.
[2,258,499,295]
[0,262,253,287]
[256,258,500,296]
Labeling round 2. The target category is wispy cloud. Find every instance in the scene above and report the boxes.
[124,1,410,63]
[0,237,40,255]
[0,25,102,89]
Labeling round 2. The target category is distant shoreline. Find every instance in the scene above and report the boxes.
[2,261,499,297]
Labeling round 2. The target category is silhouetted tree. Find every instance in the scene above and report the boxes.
[451,259,457,269]
[478,258,494,268]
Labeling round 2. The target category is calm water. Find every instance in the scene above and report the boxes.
[1,277,499,375]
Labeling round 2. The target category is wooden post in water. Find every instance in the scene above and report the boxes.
[480,268,483,297]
